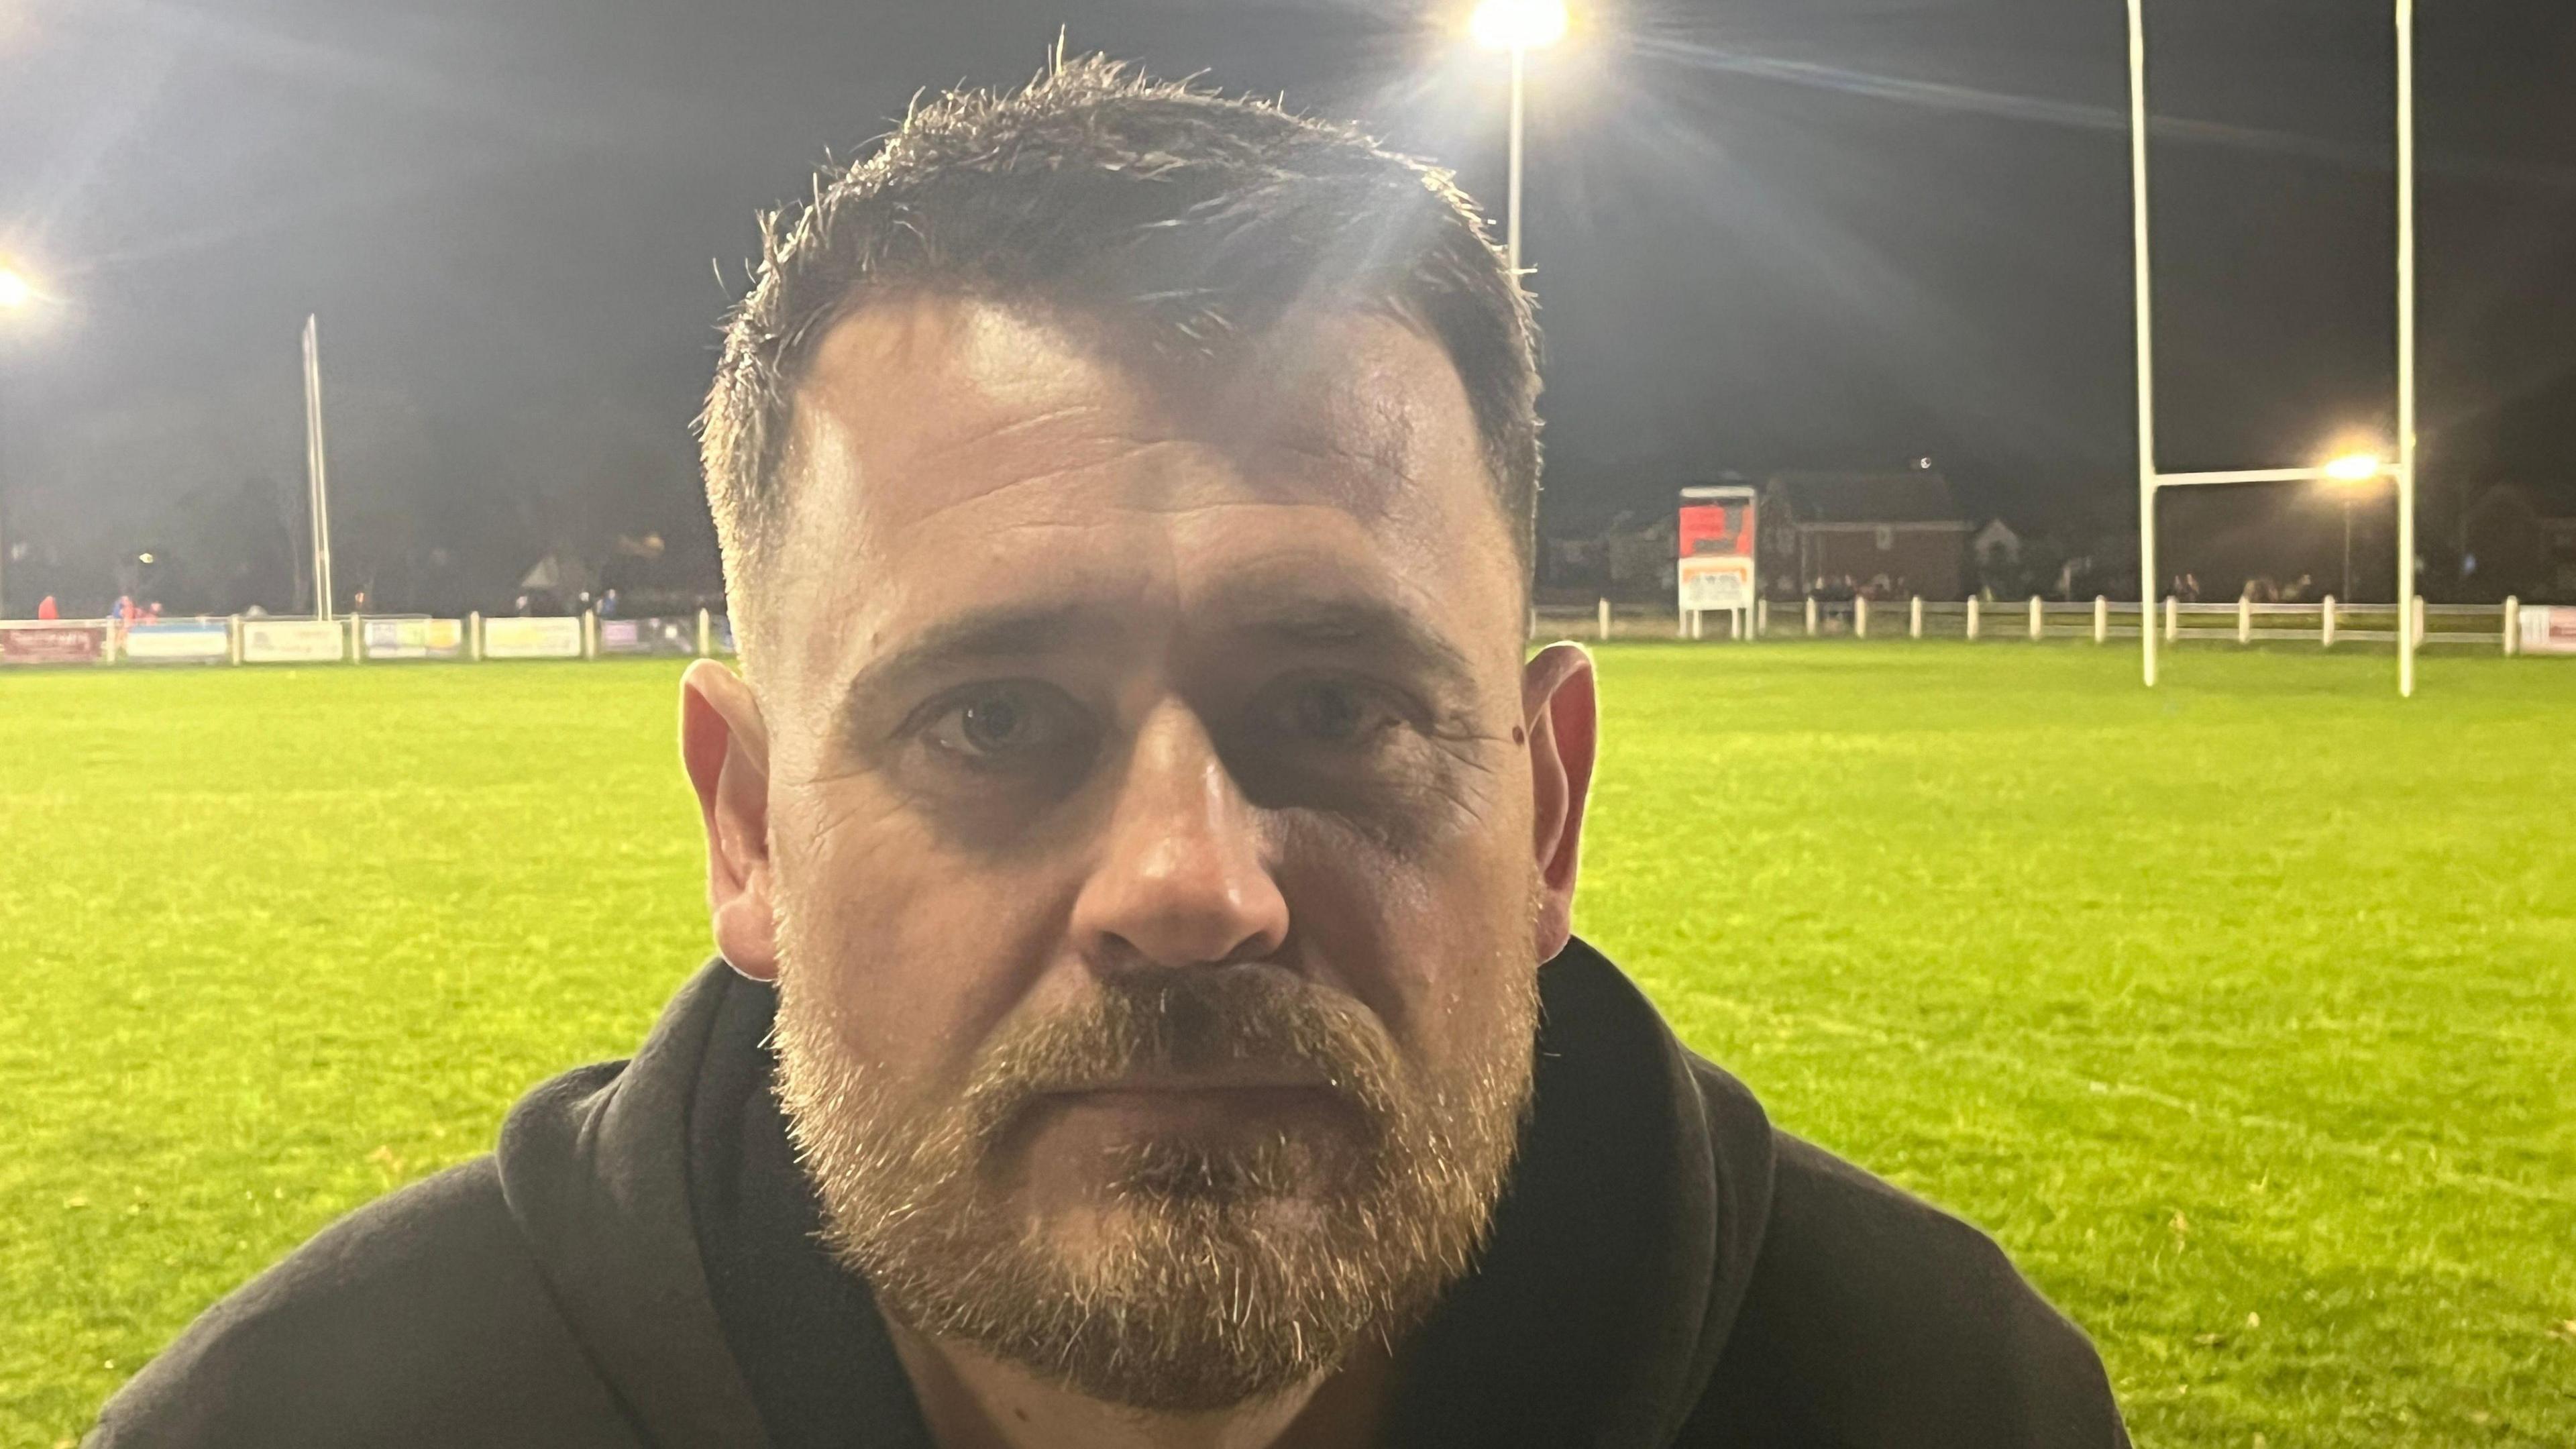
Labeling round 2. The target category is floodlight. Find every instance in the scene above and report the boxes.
[2322,452,2384,484]
[0,266,34,311]
[1470,0,1568,51]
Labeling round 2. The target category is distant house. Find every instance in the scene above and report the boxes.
[1538,510,1680,598]
[517,550,600,606]
[1972,519,2023,570]
[1760,471,1972,598]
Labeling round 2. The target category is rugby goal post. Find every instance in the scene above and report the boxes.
[2127,0,2420,696]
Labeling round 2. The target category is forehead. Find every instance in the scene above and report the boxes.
[768,294,1522,687]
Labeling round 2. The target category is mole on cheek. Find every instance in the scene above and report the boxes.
[1511,726,1526,745]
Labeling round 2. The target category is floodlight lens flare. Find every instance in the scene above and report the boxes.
[0,268,34,310]
[1470,0,1568,50]
[2324,453,2383,483]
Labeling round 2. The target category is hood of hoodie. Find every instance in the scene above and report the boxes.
[489,939,1778,1448]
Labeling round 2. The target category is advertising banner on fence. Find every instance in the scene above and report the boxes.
[1677,488,1758,614]
[242,619,347,663]
[1,624,109,665]
[122,620,231,663]
[363,618,466,660]
[483,615,584,660]
[2522,606,2576,656]
[599,616,699,657]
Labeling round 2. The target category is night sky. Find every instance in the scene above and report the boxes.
[3,0,2571,608]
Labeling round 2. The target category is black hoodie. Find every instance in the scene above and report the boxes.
[89,941,2129,1448]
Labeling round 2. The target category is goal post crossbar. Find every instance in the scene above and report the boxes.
[2151,465,2396,489]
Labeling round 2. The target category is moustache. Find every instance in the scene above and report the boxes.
[955,965,1403,1144]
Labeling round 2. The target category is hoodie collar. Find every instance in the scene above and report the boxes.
[495,963,774,1448]
[1384,936,1775,1447]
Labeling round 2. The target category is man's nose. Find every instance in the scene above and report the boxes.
[1070,700,1290,971]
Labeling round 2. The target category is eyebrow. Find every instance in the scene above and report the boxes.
[839,602,1111,719]
[837,592,1481,724]
[1224,596,1481,700]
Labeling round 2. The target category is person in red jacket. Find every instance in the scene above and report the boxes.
[34,595,58,621]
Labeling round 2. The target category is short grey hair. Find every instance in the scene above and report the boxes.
[698,57,1541,637]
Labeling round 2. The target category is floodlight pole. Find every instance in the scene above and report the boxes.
[2395,0,2418,698]
[2126,0,2158,688]
[301,314,337,622]
[2343,498,2355,600]
[0,382,10,619]
[1505,44,1527,274]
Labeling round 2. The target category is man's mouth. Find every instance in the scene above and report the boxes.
[1046,1077,1338,1123]
[1021,1065,1353,1142]
[1059,1064,1336,1095]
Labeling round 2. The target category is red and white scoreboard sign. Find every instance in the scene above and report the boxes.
[1678,488,1758,613]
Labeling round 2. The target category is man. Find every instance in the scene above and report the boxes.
[93,61,2127,1448]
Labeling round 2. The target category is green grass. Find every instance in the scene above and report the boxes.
[3,646,2572,1446]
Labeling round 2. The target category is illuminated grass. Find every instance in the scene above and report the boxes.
[2,647,2570,1446]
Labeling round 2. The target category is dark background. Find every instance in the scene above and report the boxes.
[3,0,2570,613]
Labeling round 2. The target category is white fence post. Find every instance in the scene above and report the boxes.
[1805,596,1818,637]
[2412,595,2426,647]
[583,610,600,659]
[1911,596,1923,639]
[1689,609,1703,641]
[2237,596,2251,645]
[2322,596,2337,649]
[468,612,484,661]
[2165,596,2178,643]
[226,615,244,666]
[2028,596,2043,642]
[1597,598,1611,641]
[1756,598,1769,638]
[2504,596,2519,655]
[1966,596,1980,641]
[697,607,713,657]
[1856,596,1870,639]
[2093,596,2108,644]
[348,614,364,665]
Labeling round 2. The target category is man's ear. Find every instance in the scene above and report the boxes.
[1521,641,1599,963]
[680,659,780,981]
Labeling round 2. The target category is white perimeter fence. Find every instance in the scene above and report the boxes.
[11,598,2574,668]
[1536,596,2576,657]
[0,610,730,669]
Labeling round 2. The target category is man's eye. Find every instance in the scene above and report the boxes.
[1269,678,1399,746]
[921,683,1086,764]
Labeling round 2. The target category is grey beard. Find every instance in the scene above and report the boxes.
[769,959,1536,1413]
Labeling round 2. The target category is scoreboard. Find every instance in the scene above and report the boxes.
[1678,485,1758,616]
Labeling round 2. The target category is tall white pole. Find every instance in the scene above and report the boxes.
[1506,45,1527,274]
[301,314,336,621]
[2395,0,2417,698]
[2127,0,2159,688]
[0,388,10,619]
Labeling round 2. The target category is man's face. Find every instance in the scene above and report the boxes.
[687,294,1592,1409]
